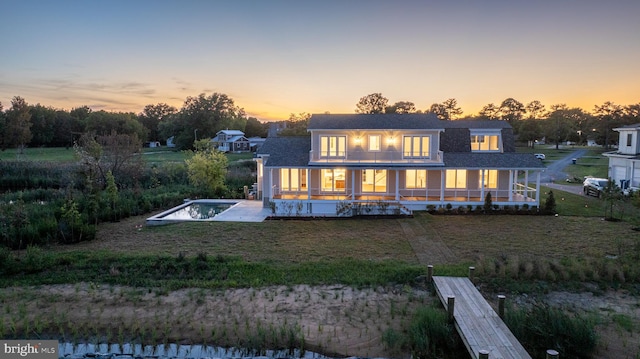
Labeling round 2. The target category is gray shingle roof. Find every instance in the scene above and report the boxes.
[443,153,546,169]
[257,136,311,167]
[308,113,512,130]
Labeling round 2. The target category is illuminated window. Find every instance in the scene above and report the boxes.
[321,169,346,192]
[362,169,387,192]
[281,168,307,191]
[403,136,430,158]
[479,170,498,189]
[471,135,500,151]
[368,135,381,151]
[446,169,467,189]
[405,169,427,189]
[320,136,346,157]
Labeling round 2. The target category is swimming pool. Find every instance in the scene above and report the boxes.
[146,199,239,226]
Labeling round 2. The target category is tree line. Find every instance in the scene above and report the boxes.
[1,92,638,151]
[0,93,270,151]
[355,93,640,148]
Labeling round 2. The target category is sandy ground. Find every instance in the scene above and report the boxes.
[1,283,435,358]
[2,282,639,358]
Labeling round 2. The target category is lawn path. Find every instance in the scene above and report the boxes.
[398,218,457,265]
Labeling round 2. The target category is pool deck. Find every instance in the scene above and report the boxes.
[212,200,271,222]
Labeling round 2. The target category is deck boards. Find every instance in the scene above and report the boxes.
[432,276,532,359]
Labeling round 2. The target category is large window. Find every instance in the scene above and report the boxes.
[281,168,307,191]
[471,135,500,151]
[362,169,387,193]
[403,136,430,158]
[446,169,467,189]
[321,169,346,192]
[479,169,498,188]
[405,169,427,189]
[320,136,346,157]
[368,135,381,151]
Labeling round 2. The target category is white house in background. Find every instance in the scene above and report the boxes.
[604,123,640,193]
[248,136,267,152]
[213,130,251,152]
[166,136,176,148]
[255,113,545,217]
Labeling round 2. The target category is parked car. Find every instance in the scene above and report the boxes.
[583,177,609,197]
[534,153,545,160]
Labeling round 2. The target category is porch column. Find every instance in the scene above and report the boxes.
[524,170,530,199]
[508,170,514,201]
[268,168,273,200]
[307,168,311,200]
[352,169,356,200]
[395,170,400,201]
[440,170,445,202]
[480,169,485,201]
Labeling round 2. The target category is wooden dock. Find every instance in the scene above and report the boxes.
[432,276,532,359]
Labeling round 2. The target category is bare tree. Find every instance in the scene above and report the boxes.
[356,93,388,114]
[442,98,463,120]
[525,100,547,120]
[479,103,500,120]
[385,101,416,114]
[75,132,145,189]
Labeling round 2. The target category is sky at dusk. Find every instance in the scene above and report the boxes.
[1,0,639,121]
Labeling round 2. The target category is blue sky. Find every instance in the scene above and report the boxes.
[1,0,639,121]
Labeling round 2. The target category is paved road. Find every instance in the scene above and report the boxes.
[539,148,589,195]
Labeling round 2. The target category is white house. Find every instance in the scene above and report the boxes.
[214,130,251,152]
[603,123,640,193]
[255,113,545,216]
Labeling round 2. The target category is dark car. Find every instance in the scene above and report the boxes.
[583,177,608,197]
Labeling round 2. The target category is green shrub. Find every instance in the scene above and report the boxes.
[505,303,597,359]
[383,305,459,359]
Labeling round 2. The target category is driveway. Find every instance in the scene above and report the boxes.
[539,148,589,195]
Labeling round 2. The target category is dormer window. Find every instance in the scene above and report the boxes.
[368,135,381,151]
[320,136,346,158]
[471,134,500,151]
[403,135,430,158]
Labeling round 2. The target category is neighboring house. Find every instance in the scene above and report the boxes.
[256,113,545,216]
[166,136,176,148]
[214,130,251,152]
[248,136,267,152]
[603,123,640,193]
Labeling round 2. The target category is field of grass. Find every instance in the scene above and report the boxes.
[0,146,255,164]
[0,147,78,162]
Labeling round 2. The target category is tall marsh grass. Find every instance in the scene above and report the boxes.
[504,303,598,359]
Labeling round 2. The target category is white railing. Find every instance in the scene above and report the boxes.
[309,149,443,165]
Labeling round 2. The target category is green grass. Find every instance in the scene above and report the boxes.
[0,146,255,164]
[0,147,78,162]
[0,250,424,290]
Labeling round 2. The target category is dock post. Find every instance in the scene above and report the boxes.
[427,264,433,282]
[498,295,506,319]
[546,349,559,358]
[468,266,475,281]
[447,296,455,323]
[478,350,490,359]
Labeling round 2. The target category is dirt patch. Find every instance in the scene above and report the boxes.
[0,283,432,358]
